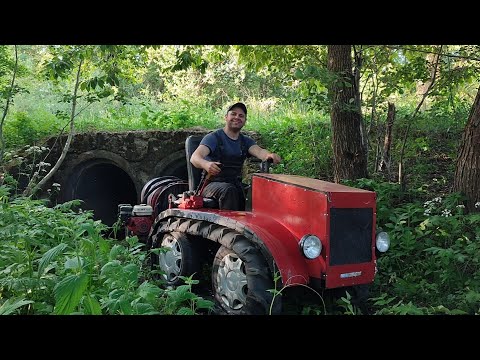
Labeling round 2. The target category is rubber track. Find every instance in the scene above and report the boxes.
[150,217,282,315]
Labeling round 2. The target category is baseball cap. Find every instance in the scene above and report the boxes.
[227,102,247,115]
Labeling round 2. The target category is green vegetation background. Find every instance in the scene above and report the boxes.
[1,45,479,315]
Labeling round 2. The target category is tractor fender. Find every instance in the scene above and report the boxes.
[151,208,310,286]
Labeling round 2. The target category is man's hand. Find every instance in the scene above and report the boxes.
[248,145,282,165]
[265,153,282,164]
[204,161,222,176]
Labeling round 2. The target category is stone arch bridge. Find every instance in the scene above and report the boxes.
[43,129,214,226]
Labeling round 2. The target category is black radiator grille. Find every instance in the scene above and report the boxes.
[329,208,373,266]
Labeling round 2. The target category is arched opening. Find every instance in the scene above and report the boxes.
[66,160,137,227]
[162,160,188,180]
[154,150,188,181]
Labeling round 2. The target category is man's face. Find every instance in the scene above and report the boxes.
[225,107,246,130]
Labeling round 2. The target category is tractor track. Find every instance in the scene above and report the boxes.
[149,215,282,315]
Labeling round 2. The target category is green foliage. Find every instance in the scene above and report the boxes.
[0,187,212,315]
[0,45,28,101]
[136,100,219,131]
[38,243,68,277]
[335,291,363,315]
[3,45,480,315]
[248,101,333,179]
[341,177,480,314]
[3,110,61,148]
[371,191,480,314]
[54,273,89,314]
[162,277,214,315]
[0,297,34,315]
[168,47,208,73]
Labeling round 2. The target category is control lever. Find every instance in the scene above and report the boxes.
[196,172,213,196]
[195,163,223,196]
[260,158,274,173]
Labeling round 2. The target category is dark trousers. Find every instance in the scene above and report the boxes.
[202,181,245,210]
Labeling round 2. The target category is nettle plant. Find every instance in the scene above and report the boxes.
[0,184,214,315]
[372,189,480,314]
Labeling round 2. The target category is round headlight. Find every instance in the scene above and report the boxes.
[376,231,390,252]
[299,234,322,259]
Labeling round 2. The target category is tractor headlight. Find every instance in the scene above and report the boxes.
[376,231,390,253]
[299,234,322,259]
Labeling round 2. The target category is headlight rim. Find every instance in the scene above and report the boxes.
[299,234,322,259]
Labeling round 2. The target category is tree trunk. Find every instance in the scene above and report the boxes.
[378,102,396,173]
[453,86,480,213]
[327,45,368,182]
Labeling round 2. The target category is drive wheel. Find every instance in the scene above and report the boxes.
[152,231,202,286]
[212,239,281,315]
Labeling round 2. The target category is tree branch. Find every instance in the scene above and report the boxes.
[24,57,84,197]
[0,45,18,166]
[398,45,443,188]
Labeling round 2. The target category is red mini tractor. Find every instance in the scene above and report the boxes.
[118,135,390,315]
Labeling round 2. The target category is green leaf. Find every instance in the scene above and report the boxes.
[449,309,468,315]
[54,273,89,314]
[38,243,68,276]
[137,281,162,302]
[133,303,159,315]
[0,298,34,315]
[168,285,197,302]
[64,256,84,270]
[101,260,122,277]
[97,237,111,256]
[294,68,303,79]
[123,263,139,283]
[83,295,102,315]
[176,307,195,315]
[109,244,125,260]
[118,298,133,315]
[195,298,215,310]
[74,221,93,238]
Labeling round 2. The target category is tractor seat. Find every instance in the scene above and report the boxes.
[185,135,219,208]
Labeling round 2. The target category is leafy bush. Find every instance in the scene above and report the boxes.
[0,186,213,315]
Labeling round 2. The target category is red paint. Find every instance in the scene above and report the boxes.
[126,216,153,243]
[144,173,380,290]
[178,195,204,209]
[202,209,311,286]
[248,173,378,289]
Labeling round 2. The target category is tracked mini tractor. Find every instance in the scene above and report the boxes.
[119,135,390,315]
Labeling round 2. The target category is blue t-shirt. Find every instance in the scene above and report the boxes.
[200,130,256,160]
[200,129,256,179]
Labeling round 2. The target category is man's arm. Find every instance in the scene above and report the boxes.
[248,144,282,164]
[190,144,222,176]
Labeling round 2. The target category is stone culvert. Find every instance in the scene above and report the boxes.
[41,129,211,226]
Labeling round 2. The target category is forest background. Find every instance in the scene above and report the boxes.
[0,45,479,315]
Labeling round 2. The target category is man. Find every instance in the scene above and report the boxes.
[190,102,282,210]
